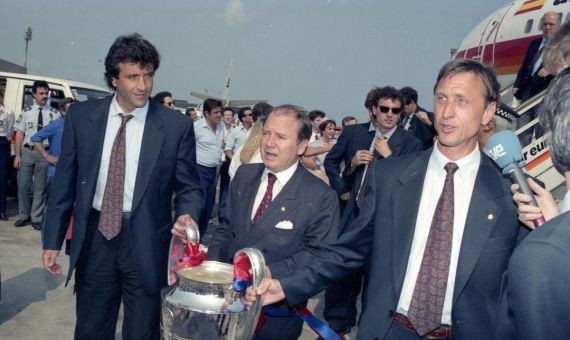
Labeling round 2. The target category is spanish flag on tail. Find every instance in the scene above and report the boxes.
[515,0,546,15]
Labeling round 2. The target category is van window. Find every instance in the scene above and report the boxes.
[23,85,65,111]
[71,87,110,102]
[524,19,533,34]
[0,78,6,98]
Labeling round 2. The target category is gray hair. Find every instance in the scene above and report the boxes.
[540,68,570,174]
[434,58,500,107]
[543,21,570,75]
[265,105,312,143]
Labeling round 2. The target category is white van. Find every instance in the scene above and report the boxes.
[0,71,111,116]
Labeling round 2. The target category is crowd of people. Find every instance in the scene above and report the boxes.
[0,9,560,340]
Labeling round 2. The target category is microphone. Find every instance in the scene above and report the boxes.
[483,130,546,227]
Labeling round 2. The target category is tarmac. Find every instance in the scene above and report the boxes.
[0,198,358,339]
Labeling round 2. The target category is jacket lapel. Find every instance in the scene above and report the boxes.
[391,150,431,290]
[240,165,304,246]
[131,101,165,213]
[82,97,112,212]
[452,154,505,303]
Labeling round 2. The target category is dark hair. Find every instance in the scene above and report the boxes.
[223,107,235,116]
[104,33,161,90]
[266,105,312,142]
[400,86,418,105]
[203,98,223,113]
[152,91,172,104]
[59,97,75,111]
[308,110,326,122]
[185,107,196,116]
[372,86,405,110]
[365,87,381,110]
[319,119,337,133]
[32,80,50,94]
[541,68,570,174]
[434,59,500,106]
[237,106,252,122]
[341,116,357,127]
[252,102,273,123]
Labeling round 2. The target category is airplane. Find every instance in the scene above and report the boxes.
[190,59,267,107]
[453,0,570,198]
[453,0,569,84]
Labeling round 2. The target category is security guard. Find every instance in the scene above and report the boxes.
[0,88,15,221]
[14,80,59,230]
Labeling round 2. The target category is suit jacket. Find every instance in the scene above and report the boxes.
[341,127,422,230]
[324,123,375,197]
[42,96,202,294]
[280,149,525,340]
[514,37,553,100]
[208,163,340,279]
[406,112,436,150]
[498,211,570,340]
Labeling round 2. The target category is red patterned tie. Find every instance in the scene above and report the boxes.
[98,114,133,240]
[407,162,458,336]
[251,173,277,225]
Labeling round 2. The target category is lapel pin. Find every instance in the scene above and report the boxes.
[281,207,286,212]
[487,213,494,221]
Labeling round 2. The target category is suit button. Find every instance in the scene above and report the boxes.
[231,232,236,238]
[388,310,394,317]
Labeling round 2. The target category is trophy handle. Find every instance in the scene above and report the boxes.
[233,248,267,339]
[184,223,200,245]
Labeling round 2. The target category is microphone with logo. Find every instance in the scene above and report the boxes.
[483,130,546,227]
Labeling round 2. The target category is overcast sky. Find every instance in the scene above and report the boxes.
[1,0,507,121]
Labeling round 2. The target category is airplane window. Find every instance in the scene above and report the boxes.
[538,18,544,32]
[524,19,533,34]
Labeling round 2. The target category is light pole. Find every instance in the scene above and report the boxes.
[23,27,32,69]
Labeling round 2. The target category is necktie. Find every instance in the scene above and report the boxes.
[98,114,133,240]
[407,162,458,336]
[37,108,43,131]
[355,151,379,208]
[251,173,277,225]
[400,115,410,130]
[531,44,545,75]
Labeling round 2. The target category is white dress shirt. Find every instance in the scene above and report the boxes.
[251,162,298,220]
[92,95,147,212]
[396,142,481,325]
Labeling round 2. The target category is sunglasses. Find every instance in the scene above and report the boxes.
[378,106,402,114]
[166,101,175,107]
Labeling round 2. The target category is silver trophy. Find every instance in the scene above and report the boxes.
[161,224,267,340]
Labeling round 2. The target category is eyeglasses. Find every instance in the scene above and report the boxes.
[378,106,402,114]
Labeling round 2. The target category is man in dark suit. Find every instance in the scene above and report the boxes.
[498,67,570,340]
[251,59,525,340]
[400,86,436,150]
[42,34,202,340]
[205,105,340,340]
[322,86,422,335]
[513,11,561,102]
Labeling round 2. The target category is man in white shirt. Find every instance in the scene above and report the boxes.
[251,59,525,340]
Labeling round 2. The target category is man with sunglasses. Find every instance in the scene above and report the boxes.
[322,86,421,336]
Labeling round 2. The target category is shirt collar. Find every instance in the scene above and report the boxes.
[32,103,49,111]
[262,161,299,188]
[368,122,375,132]
[431,141,481,175]
[110,93,149,122]
[376,125,397,139]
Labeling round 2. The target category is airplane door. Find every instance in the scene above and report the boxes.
[478,3,514,66]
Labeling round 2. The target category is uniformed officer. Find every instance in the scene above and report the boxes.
[13,80,59,230]
[0,88,15,221]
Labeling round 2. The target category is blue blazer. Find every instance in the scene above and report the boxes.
[514,38,553,100]
[42,96,203,294]
[280,149,525,340]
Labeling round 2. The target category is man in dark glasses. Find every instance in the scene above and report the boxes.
[152,90,175,108]
[322,86,422,336]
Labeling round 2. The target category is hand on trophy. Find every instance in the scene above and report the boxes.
[245,268,286,307]
[171,214,198,240]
